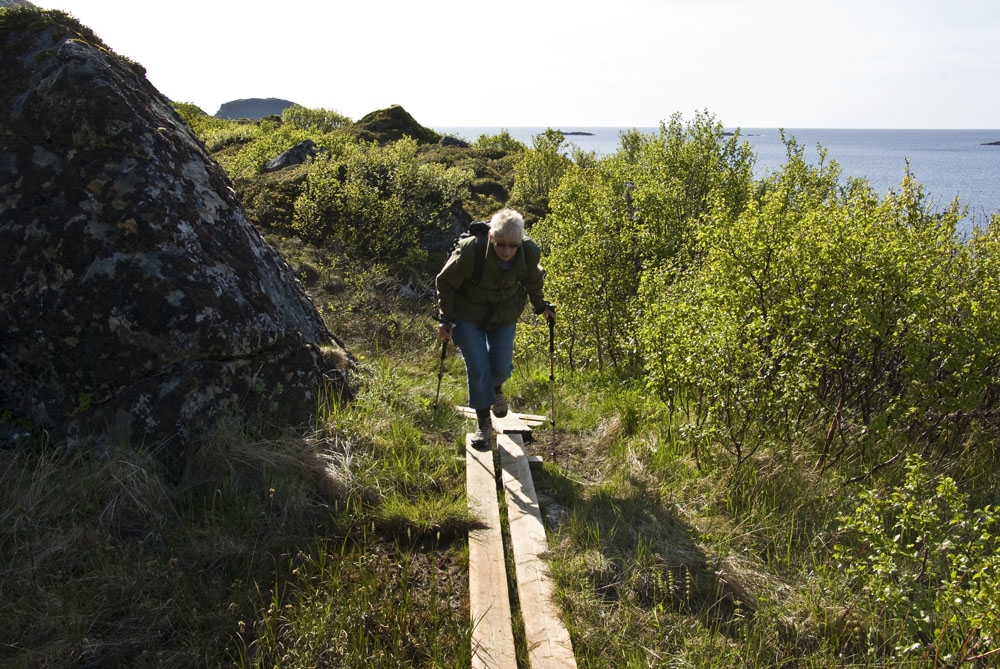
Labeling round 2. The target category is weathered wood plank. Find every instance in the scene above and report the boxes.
[466,434,517,669]
[455,406,548,428]
[509,413,549,424]
[498,433,577,668]
[492,412,538,434]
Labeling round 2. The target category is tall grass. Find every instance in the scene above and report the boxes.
[0,278,477,666]
[529,354,1000,667]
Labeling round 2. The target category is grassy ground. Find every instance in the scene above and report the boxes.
[0,265,474,666]
[5,239,998,667]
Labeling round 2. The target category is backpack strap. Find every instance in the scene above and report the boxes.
[472,232,487,283]
[468,221,491,284]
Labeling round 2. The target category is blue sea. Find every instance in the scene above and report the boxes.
[436,127,1000,235]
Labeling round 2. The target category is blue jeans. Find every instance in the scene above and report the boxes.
[451,319,516,410]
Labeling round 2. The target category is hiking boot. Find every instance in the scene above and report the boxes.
[471,423,494,448]
[492,388,508,418]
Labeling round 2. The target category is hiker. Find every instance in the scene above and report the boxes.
[436,208,555,443]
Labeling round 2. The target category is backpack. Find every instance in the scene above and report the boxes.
[451,220,490,283]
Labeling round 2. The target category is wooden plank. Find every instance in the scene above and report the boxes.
[492,412,537,435]
[510,412,549,424]
[466,433,517,669]
[455,406,548,428]
[498,433,577,668]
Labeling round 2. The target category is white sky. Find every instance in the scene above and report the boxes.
[41,0,1000,129]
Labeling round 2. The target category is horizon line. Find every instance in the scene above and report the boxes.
[429,124,1000,132]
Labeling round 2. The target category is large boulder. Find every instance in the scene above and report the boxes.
[0,9,352,465]
[262,138,325,172]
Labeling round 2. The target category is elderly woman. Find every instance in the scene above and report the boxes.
[436,208,555,444]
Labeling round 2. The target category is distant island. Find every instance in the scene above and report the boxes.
[561,131,594,136]
[983,140,1000,146]
[216,97,298,120]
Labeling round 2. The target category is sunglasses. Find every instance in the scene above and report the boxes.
[493,241,521,250]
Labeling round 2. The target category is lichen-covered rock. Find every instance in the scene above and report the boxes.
[0,9,352,464]
[262,138,324,173]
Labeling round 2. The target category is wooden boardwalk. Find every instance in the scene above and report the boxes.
[464,409,577,669]
[466,432,516,668]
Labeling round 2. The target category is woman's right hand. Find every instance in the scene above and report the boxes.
[437,322,453,342]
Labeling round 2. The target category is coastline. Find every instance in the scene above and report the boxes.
[436,126,1000,227]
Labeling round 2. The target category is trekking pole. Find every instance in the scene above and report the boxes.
[547,307,556,427]
[432,313,454,412]
[434,339,448,412]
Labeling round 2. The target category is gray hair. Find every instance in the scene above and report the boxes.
[489,208,525,243]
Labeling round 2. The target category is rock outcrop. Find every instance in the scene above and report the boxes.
[439,135,470,148]
[262,138,325,172]
[350,104,442,144]
[0,9,351,465]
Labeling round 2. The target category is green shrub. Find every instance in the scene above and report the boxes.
[639,142,981,471]
[471,129,527,157]
[281,105,352,133]
[834,455,1000,664]
[214,122,314,179]
[172,102,231,138]
[291,137,471,275]
[509,128,572,222]
[533,111,755,375]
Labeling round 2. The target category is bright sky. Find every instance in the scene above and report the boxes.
[41,0,1000,129]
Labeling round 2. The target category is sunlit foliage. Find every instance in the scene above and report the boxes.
[292,137,472,274]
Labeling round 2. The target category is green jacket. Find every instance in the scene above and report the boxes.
[436,235,547,329]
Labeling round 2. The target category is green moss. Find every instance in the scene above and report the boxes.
[1,6,145,75]
[347,104,441,145]
[0,407,37,434]
[1,6,101,45]
[237,165,310,232]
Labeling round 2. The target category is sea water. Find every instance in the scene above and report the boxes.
[436,126,1000,234]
